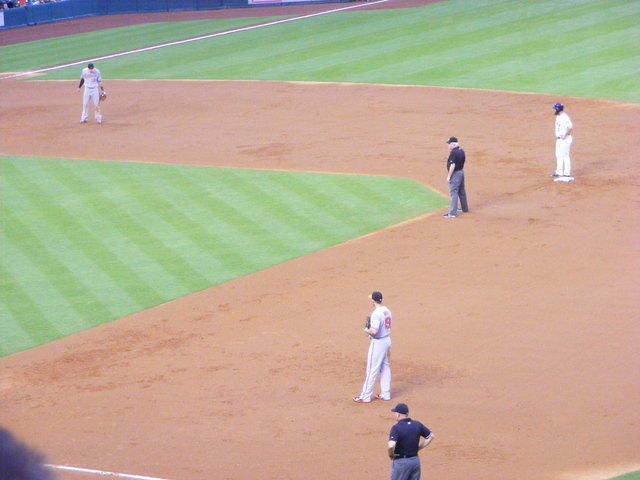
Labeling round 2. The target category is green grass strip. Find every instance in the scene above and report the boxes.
[0,16,291,73]
[608,472,640,480]
[7,0,634,102]
[0,156,446,356]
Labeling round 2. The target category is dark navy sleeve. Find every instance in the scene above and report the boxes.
[389,424,399,441]
[446,151,455,171]
[420,423,431,438]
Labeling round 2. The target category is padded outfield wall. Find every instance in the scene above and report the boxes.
[0,0,353,30]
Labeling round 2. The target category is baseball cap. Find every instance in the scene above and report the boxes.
[371,291,383,303]
[553,103,564,112]
[446,136,458,144]
[88,63,95,69]
[391,403,409,415]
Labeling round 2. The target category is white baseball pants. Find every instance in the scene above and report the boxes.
[81,87,102,123]
[555,136,573,176]
[359,336,391,401]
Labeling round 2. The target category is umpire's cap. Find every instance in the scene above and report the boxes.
[446,136,458,144]
[391,403,409,415]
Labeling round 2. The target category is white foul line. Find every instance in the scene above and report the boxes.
[46,464,176,480]
[3,0,389,80]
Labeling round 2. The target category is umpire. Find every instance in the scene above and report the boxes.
[443,136,469,218]
[387,403,434,480]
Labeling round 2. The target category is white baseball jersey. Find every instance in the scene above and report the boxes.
[357,304,392,401]
[81,67,102,89]
[555,112,573,138]
[370,305,392,339]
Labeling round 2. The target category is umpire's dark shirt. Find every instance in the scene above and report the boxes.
[446,147,465,172]
[389,418,431,458]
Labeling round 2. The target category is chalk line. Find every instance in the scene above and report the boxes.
[46,464,177,480]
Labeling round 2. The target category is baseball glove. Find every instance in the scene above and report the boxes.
[365,315,371,330]
[99,90,107,101]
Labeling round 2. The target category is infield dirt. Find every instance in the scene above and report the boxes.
[1,3,639,480]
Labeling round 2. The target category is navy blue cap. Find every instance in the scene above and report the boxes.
[391,403,409,414]
[446,136,458,144]
[553,103,564,112]
[371,291,383,303]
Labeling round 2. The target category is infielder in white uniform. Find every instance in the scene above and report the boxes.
[79,63,104,124]
[552,103,574,182]
[354,291,392,403]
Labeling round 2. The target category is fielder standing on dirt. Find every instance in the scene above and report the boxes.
[353,291,392,403]
[551,103,574,182]
[79,63,106,124]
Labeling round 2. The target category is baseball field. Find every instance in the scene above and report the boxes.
[1,0,639,479]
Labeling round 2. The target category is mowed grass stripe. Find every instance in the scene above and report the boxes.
[258,1,564,79]
[358,1,630,84]
[608,471,640,480]
[520,40,639,93]
[8,0,637,100]
[155,168,306,261]
[3,160,165,309]
[174,4,475,77]
[0,190,121,327]
[237,171,372,242]
[258,3,632,83]
[268,176,378,238]
[592,70,640,99]
[322,175,447,223]
[90,161,242,287]
[0,259,62,347]
[12,161,183,305]
[2,164,123,323]
[1,156,442,356]
[460,24,639,86]
[276,175,393,236]
[1,209,114,325]
[85,2,522,80]
[35,160,206,298]
[407,21,639,89]
[0,16,291,73]
[188,169,342,249]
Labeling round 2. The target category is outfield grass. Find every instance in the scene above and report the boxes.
[3,0,638,102]
[0,16,291,72]
[0,156,447,356]
[609,472,640,480]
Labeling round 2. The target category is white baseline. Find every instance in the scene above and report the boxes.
[3,0,389,80]
[46,464,177,480]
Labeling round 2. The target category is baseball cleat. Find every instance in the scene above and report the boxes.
[376,394,391,401]
[550,173,561,177]
[443,213,457,218]
[353,397,371,403]
[80,120,88,123]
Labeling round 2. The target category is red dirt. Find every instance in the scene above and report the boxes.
[1,3,639,480]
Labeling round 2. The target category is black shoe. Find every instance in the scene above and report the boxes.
[550,173,561,177]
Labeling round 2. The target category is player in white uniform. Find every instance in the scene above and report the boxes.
[79,63,104,124]
[354,291,392,403]
[552,103,574,182]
